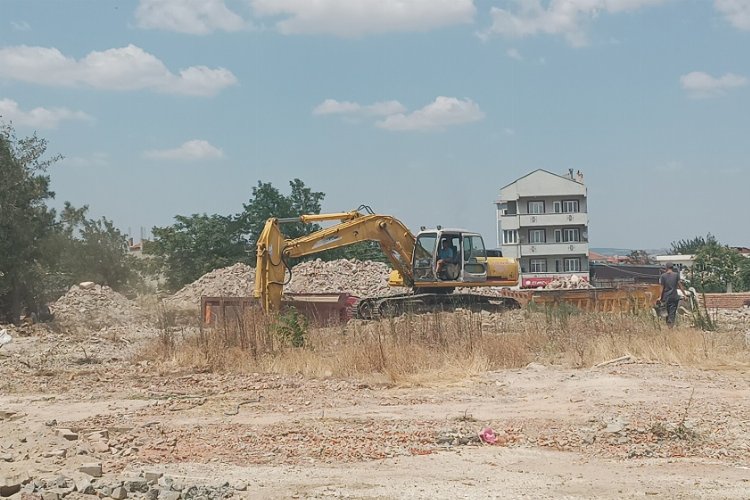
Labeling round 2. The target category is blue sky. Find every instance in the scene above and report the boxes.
[1,0,748,250]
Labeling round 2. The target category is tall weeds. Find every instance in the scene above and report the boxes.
[138,307,749,382]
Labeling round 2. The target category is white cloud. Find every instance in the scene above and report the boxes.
[680,71,748,97]
[135,0,246,34]
[715,0,750,30]
[0,45,237,97]
[61,153,110,168]
[11,21,31,32]
[506,48,523,60]
[376,96,485,131]
[251,0,475,37]
[482,0,668,47]
[144,140,225,161]
[313,99,406,117]
[0,98,92,129]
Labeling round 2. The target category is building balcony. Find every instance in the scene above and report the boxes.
[519,212,588,227]
[520,242,588,256]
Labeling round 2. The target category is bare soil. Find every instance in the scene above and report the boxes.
[1,323,749,499]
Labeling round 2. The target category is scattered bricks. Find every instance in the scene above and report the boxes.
[86,430,109,441]
[90,440,110,453]
[79,462,102,477]
[55,429,78,441]
[123,478,149,493]
[1,472,30,497]
[0,482,21,497]
[0,454,12,462]
[231,481,247,492]
[145,489,159,500]
[144,471,163,483]
[41,492,60,500]
[74,476,95,495]
[157,477,173,490]
[158,491,181,500]
[42,449,67,459]
[111,486,128,500]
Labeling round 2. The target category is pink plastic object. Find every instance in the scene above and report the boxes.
[479,427,497,445]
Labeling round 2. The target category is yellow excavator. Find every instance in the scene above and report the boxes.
[254,206,520,319]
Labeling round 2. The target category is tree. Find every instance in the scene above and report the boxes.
[147,213,248,292]
[0,124,60,323]
[238,179,325,249]
[53,203,139,291]
[688,240,745,293]
[626,250,653,265]
[670,234,717,255]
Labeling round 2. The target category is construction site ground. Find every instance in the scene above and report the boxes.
[2,323,749,499]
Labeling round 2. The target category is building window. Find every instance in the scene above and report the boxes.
[564,258,581,272]
[553,201,562,213]
[529,229,546,243]
[562,200,579,213]
[554,228,581,243]
[502,230,518,245]
[527,200,544,214]
[564,228,580,242]
[530,259,547,273]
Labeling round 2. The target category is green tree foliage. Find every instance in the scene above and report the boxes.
[1,123,144,322]
[626,250,653,265]
[54,203,139,291]
[238,179,325,248]
[689,240,746,293]
[147,213,247,292]
[669,234,717,255]
[0,124,60,323]
[673,234,749,292]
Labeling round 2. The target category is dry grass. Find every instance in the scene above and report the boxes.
[137,305,750,383]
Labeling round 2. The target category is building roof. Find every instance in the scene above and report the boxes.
[497,169,586,202]
[498,168,583,192]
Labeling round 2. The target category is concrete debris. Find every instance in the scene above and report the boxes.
[165,263,254,309]
[51,283,145,328]
[543,275,593,290]
[286,258,406,298]
[78,462,102,477]
[0,329,11,347]
[164,259,406,309]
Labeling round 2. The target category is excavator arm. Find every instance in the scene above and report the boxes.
[254,210,416,312]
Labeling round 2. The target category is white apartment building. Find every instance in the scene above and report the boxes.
[496,169,589,288]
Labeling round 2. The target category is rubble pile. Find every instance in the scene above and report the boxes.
[712,305,750,331]
[286,259,405,297]
[52,282,144,327]
[165,263,255,308]
[6,468,241,499]
[543,275,593,290]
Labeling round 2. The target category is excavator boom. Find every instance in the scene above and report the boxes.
[254,211,416,312]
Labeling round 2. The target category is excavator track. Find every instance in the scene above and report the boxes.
[355,293,520,320]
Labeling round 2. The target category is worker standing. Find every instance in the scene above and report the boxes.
[658,262,684,328]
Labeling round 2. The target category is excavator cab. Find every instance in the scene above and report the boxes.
[412,229,488,285]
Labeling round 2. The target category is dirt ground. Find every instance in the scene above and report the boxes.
[1,323,749,499]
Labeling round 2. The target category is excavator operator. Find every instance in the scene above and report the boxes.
[436,238,457,279]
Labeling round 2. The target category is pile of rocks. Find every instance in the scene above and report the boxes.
[286,259,404,297]
[544,275,593,290]
[51,282,144,328]
[711,305,750,331]
[11,469,240,499]
[165,263,255,308]
[163,259,402,308]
